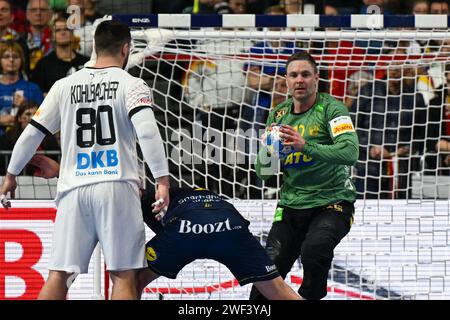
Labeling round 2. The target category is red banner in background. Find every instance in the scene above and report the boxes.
[0,207,56,300]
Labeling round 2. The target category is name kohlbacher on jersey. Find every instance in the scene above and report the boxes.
[71,81,120,104]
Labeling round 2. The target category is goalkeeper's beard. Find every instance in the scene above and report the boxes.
[288,84,317,103]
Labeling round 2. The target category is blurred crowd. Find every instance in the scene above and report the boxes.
[179,0,450,199]
[0,0,449,200]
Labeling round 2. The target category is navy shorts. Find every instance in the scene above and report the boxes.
[145,209,280,286]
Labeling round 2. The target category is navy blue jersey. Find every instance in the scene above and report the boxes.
[163,188,237,223]
[142,187,279,286]
[141,187,242,231]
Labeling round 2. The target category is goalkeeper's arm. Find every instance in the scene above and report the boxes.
[302,136,359,166]
[279,124,359,166]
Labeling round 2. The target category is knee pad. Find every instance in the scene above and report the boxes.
[301,237,334,270]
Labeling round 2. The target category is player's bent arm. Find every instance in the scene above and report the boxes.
[7,124,46,175]
[130,107,170,179]
[303,135,359,166]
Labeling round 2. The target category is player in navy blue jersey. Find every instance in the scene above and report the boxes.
[24,154,300,300]
[138,187,300,300]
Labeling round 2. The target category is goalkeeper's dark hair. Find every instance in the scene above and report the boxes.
[286,51,318,74]
[94,20,131,57]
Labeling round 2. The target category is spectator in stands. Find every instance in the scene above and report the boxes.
[280,0,303,14]
[351,48,429,199]
[66,0,101,24]
[32,13,88,94]
[436,139,450,167]
[430,1,449,14]
[324,4,338,15]
[0,1,30,73]
[82,0,101,23]
[243,0,270,14]
[67,0,95,57]
[344,70,373,108]
[416,58,450,175]
[22,0,53,73]
[407,1,433,55]
[0,102,60,175]
[0,41,43,134]
[3,103,59,150]
[0,1,27,50]
[228,0,247,14]
[411,0,429,14]
[430,64,450,173]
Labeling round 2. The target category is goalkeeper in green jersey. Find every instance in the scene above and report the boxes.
[250,51,359,300]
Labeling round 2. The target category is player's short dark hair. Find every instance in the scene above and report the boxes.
[286,51,318,74]
[94,20,131,57]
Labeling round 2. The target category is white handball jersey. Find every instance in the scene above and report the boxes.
[31,66,154,194]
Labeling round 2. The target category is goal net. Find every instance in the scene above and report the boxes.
[3,14,450,300]
[123,15,450,201]
[120,14,450,300]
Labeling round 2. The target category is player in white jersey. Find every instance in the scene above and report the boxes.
[0,20,170,299]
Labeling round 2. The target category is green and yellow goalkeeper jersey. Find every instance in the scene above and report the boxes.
[255,92,359,209]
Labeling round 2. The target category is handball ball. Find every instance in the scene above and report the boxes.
[265,125,294,158]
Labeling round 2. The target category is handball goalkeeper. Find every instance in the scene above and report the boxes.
[252,51,359,300]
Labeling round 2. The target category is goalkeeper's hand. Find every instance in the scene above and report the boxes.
[279,124,305,152]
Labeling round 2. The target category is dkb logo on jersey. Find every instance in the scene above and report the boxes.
[76,149,119,169]
[178,218,239,234]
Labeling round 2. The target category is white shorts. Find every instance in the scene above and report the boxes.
[49,181,146,273]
